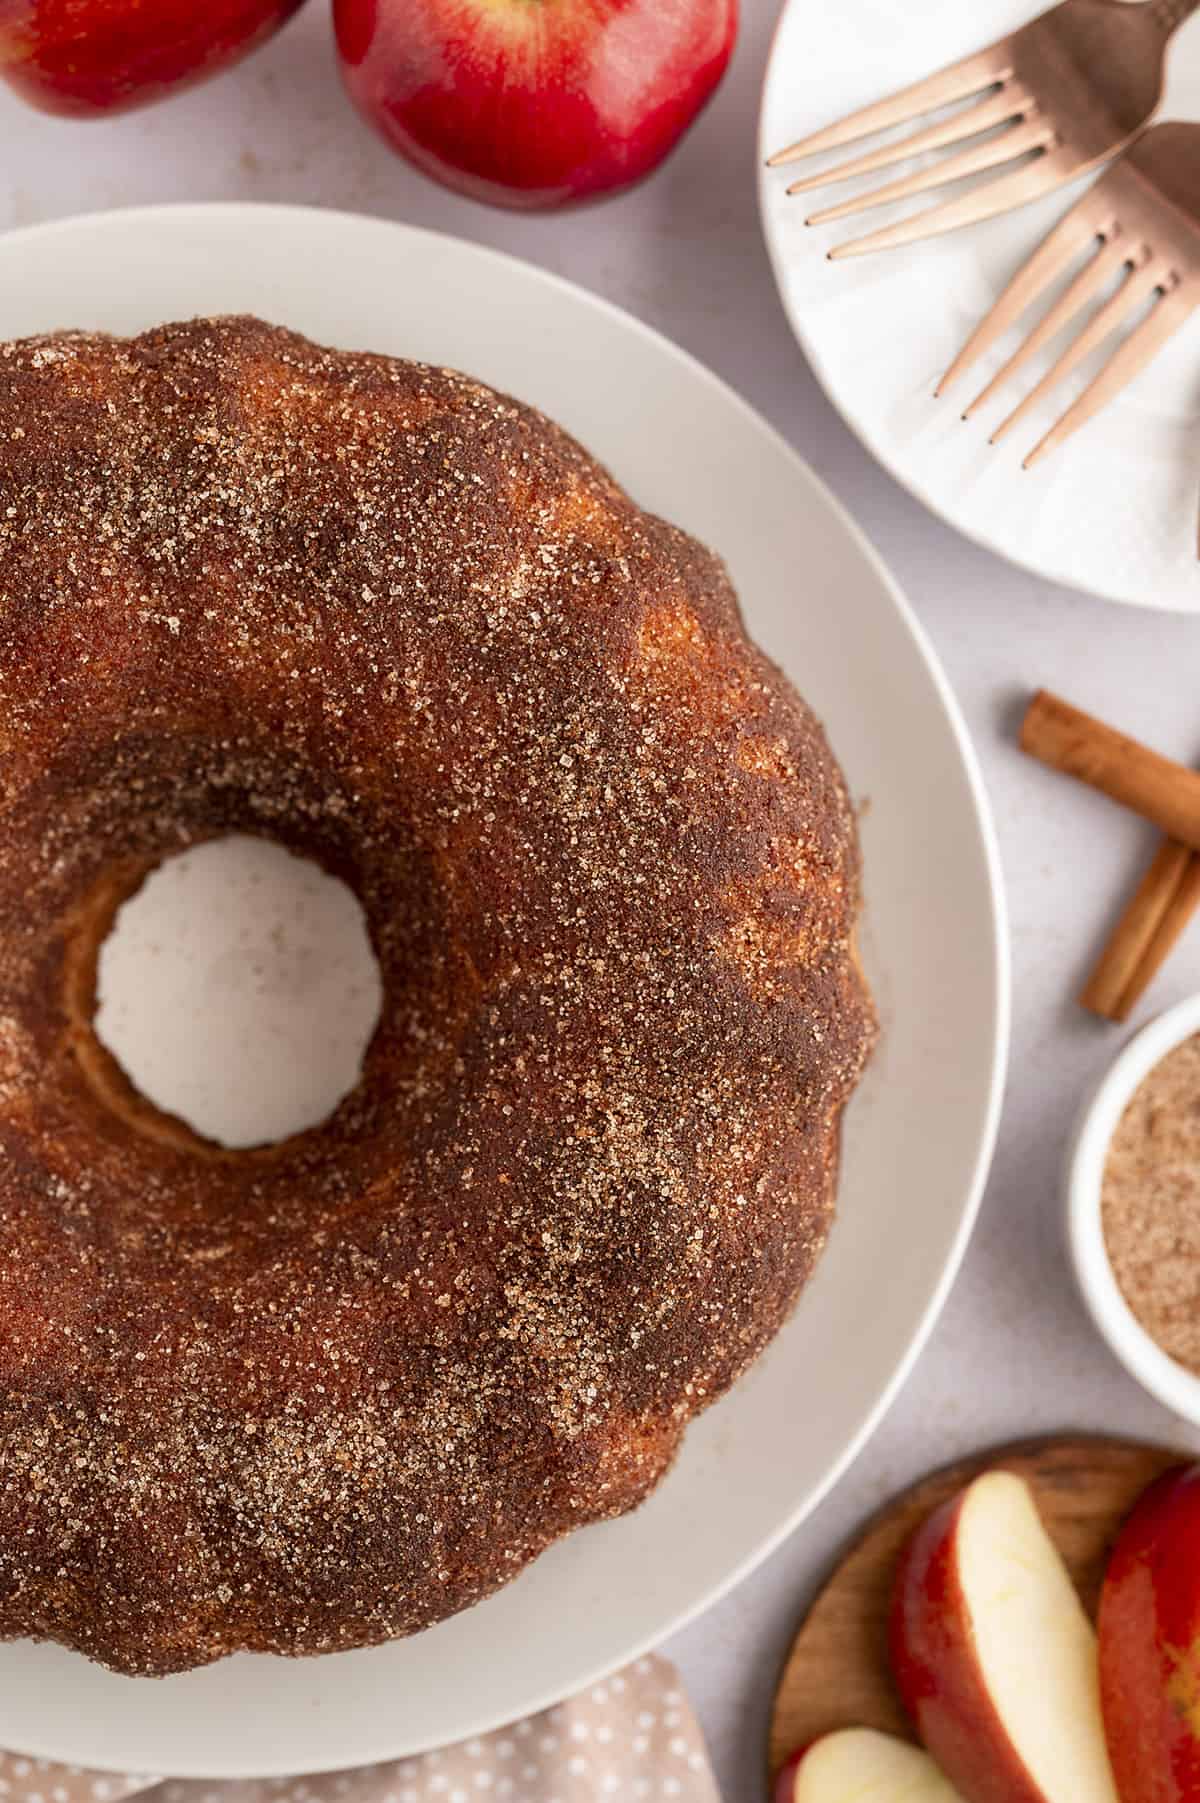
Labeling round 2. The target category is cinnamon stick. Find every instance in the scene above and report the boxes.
[1081,840,1197,1021]
[1020,691,1200,853]
[1115,852,1200,1019]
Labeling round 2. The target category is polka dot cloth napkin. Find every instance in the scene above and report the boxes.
[0,1656,719,1803]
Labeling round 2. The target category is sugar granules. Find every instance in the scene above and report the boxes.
[1103,1031,1200,1374]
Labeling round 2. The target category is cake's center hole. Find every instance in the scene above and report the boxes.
[94,836,383,1150]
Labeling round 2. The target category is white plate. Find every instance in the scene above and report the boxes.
[0,204,1008,1777]
[759,0,1200,611]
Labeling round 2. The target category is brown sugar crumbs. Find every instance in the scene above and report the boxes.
[1102,1031,1200,1374]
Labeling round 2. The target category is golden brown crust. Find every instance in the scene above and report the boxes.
[0,317,875,1674]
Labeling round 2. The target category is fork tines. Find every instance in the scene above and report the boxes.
[767,42,1079,259]
[938,187,1195,468]
[768,46,1012,167]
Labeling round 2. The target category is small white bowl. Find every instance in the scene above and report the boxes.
[1068,992,1200,1425]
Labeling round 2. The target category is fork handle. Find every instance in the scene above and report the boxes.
[1149,0,1200,36]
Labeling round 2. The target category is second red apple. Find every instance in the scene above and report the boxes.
[1099,1463,1200,1802]
[334,0,738,210]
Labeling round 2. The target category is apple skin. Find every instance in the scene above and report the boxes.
[889,1472,1118,1803]
[1099,1463,1200,1803]
[0,0,307,118]
[771,1745,807,1803]
[333,0,738,211]
[890,1486,1037,1803]
[774,1746,807,1803]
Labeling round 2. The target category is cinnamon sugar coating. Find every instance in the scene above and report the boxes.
[0,317,875,1675]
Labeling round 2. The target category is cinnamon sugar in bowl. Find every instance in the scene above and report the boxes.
[1068,993,1200,1425]
[1102,1034,1200,1375]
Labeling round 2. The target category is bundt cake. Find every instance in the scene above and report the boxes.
[0,316,875,1675]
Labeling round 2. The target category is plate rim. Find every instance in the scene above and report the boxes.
[0,201,1011,1776]
[755,0,1195,616]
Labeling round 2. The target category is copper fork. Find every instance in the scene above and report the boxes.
[767,0,1200,259]
[938,122,1200,468]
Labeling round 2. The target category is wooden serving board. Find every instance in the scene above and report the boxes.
[768,1435,1185,1782]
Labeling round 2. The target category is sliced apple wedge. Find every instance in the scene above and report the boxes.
[1099,1463,1200,1802]
[775,1728,966,1802]
[890,1470,1120,1803]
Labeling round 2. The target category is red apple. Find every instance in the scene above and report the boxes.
[1099,1463,1200,1802]
[0,0,307,117]
[774,1729,966,1802]
[333,0,738,211]
[890,1470,1120,1803]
